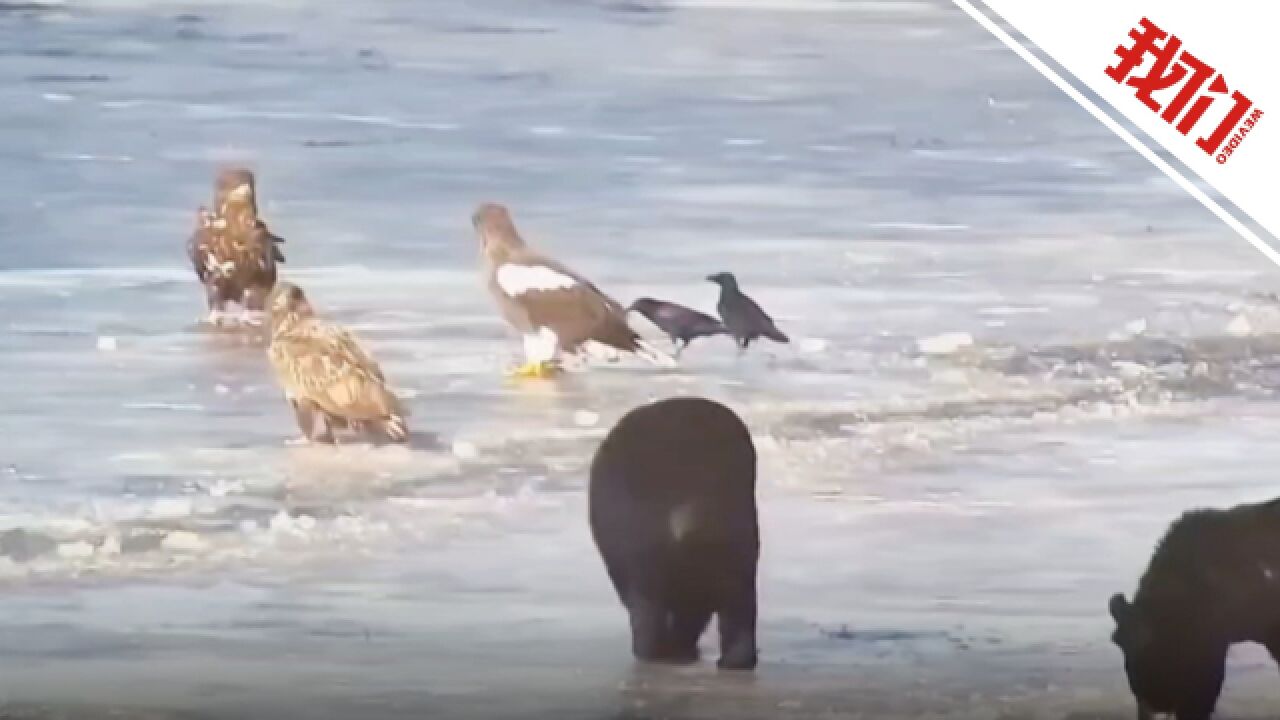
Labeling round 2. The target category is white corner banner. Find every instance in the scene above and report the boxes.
[956,1,1278,262]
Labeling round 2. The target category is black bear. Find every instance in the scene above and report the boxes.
[1109,497,1280,720]
[589,396,759,669]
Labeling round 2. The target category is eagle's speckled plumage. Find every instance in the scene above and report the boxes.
[471,202,673,376]
[188,167,285,324]
[266,283,408,444]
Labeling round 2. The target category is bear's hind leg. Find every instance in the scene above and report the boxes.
[667,605,712,664]
[624,561,676,664]
[626,589,672,663]
[716,579,758,670]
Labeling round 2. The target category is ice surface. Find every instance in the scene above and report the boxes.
[2,0,1280,717]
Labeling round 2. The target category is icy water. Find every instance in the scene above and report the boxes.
[4,0,1280,717]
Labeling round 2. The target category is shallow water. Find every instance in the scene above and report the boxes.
[2,0,1280,717]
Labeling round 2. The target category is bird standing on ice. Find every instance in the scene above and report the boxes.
[471,203,674,378]
[266,282,409,444]
[187,167,285,325]
[627,297,727,357]
[707,272,789,352]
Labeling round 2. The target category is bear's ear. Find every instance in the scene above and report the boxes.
[1108,593,1131,625]
[1109,593,1152,650]
[1109,593,1133,648]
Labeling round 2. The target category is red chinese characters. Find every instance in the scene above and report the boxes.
[1106,18,1262,164]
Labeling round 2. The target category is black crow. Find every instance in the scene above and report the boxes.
[627,297,727,357]
[707,272,789,352]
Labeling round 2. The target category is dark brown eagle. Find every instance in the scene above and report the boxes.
[188,167,285,325]
[471,203,674,377]
[266,282,409,444]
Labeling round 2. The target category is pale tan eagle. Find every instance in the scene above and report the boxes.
[187,167,285,325]
[266,282,408,444]
[471,203,673,378]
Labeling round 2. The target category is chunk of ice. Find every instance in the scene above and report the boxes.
[1226,314,1253,337]
[799,337,828,353]
[57,541,96,559]
[451,440,479,460]
[160,531,204,552]
[98,535,121,556]
[917,332,973,355]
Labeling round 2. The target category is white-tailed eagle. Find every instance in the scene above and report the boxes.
[266,282,409,444]
[187,167,285,325]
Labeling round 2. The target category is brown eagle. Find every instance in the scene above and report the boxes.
[471,203,674,377]
[266,282,409,444]
[188,167,285,324]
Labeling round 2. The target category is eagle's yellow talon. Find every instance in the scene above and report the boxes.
[508,361,558,379]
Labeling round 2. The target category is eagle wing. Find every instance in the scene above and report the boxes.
[229,225,279,284]
[188,209,217,285]
[268,319,403,421]
[188,212,278,290]
[490,255,638,352]
[258,221,286,264]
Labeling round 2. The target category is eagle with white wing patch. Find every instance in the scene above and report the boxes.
[472,203,673,378]
[266,282,409,444]
[187,167,285,325]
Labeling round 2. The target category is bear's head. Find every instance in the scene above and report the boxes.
[1109,592,1201,718]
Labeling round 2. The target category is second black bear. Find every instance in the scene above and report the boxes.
[1109,497,1280,720]
[589,396,759,669]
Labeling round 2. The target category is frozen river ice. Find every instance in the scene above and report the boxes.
[2,0,1280,717]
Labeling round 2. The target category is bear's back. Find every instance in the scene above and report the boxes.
[1136,497,1280,638]
[589,396,758,553]
[590,396,755,504]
